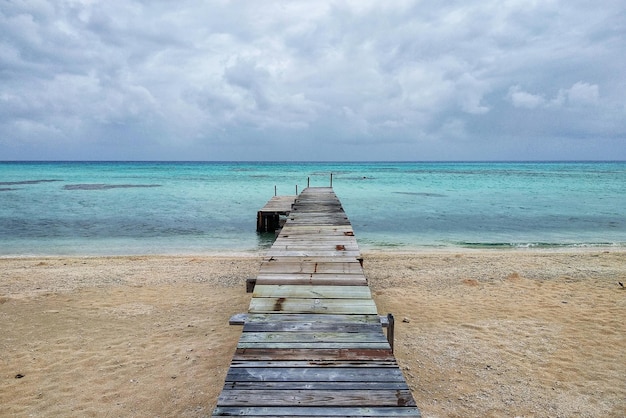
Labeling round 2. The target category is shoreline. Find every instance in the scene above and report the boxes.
[2,243,625,259]
[2,250,625,417]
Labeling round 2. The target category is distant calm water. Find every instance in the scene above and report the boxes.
[1,161,625,256]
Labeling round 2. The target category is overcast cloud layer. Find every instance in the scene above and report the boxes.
[2,0,625,161]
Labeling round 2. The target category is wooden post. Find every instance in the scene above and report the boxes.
[246,278,256,293]
[256,211,263,232]
[296,185,298,195]
[307,177,310,188]
[274,185,277,196]
[387,313,395,353]
[330,173,333,187]
[273,213,280,231]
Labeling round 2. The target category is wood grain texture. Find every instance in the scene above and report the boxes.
[248,297,378,314]
[252,285,372,299]
[213,406,421,416]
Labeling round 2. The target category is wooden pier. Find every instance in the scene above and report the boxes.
[212,187,420,417]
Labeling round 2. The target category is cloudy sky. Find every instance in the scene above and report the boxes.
[2,0,625,161]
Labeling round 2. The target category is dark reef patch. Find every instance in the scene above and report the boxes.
[0,179,62,186]
[63,184,162,190]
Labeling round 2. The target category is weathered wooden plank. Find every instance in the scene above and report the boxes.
[287,215,349,222]
[286,212,348,216]
[228,360,399,368]
[274,238,357,244]
[249,297,378,314]
[290,207,347,212]
[287,211,348,216]
[272,243,358,249]
[278,229,355,237]
[285,221,352,227]
[274,235,357,241]
[259,196,296,212]
[225,367,406,383]
[265,250,361,258]
[289,207,345,213]
[236,342,391,350]
[221,381,407,390]
[212,406,421,417]
[268,256,355,262]
[239,331,388,344]
[253,285,372,299]
[285,221,351,227]
[234,313,389,329]
[243,313,382,324]
[274,238,356,244]
[256,272,364,279]
[278,230,355,236]
[229,313,248,325]
[217,389,416,407]
[259,262,364,274]
[255,275,368,286]
[243,321,382,333]
[233,348,395,362]
[262,256,361,267]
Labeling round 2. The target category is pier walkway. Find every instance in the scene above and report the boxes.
[212,187,420,417]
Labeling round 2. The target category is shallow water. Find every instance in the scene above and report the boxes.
[1,161,625,255]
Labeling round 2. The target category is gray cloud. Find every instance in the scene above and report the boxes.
[1,0,625,160]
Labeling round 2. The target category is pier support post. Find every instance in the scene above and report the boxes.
[387,313,395,353]
[256,211,263,232]
[256,211,280,233]
[246,278,257,293]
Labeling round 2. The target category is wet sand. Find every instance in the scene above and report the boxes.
[1,250,625,417]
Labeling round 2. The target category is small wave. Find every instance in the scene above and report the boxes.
[459,241,625,249]
[63,184,162,190]
[341,176,375,180]
[376,242,405,248]
[393,191,447,197]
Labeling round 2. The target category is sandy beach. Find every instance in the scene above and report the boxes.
[1,250,625,417]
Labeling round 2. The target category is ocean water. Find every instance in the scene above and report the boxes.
[1,161,625,256]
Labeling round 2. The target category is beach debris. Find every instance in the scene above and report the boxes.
[619,282,624,288]
[463,278,480,286]
[402,317,410,323]
[15,374,24,379]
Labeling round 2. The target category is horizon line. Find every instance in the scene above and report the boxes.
[2,159,626,164]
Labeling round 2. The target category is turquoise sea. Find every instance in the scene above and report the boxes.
[1,161,625,256]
